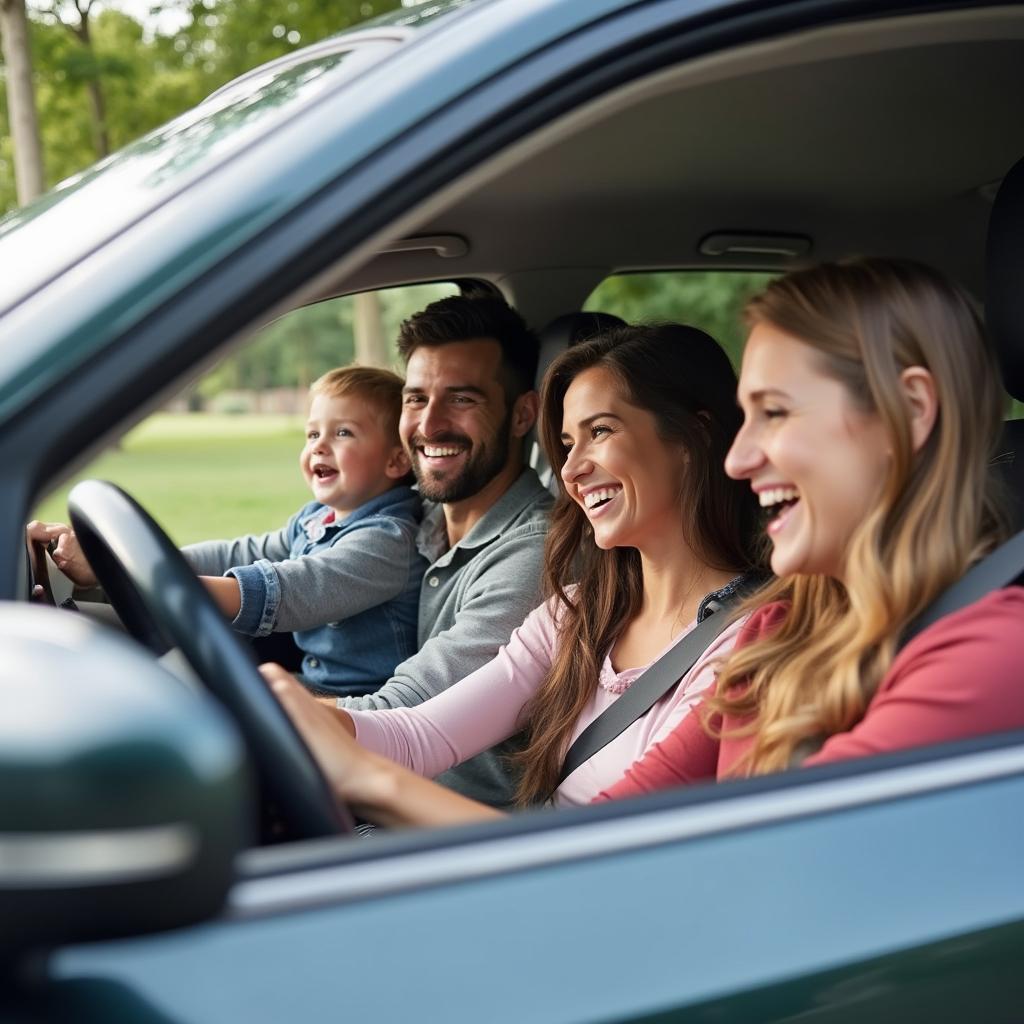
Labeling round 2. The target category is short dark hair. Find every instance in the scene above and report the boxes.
[396,294,540,399]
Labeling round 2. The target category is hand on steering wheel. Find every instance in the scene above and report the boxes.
[67,479,352,839]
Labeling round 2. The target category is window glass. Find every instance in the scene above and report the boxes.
[33,282,459,543]
[584,271,776,367]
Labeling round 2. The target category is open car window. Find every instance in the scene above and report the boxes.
[33,283,459,543]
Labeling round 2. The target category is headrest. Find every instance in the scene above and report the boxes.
[986,156,1024,400]
[541,310,627,350]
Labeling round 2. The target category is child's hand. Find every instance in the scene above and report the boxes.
[25,520,98,588]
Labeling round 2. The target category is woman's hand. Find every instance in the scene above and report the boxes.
[261,663,504,829]
[260,663,369,803]
[25,520,98,588]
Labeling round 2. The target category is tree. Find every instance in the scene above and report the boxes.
[0,0,45,202]
[32,0,120,159]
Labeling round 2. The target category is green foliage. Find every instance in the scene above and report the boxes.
[197,282,458,397]
[585,271,777,367]
[0,0,402,214]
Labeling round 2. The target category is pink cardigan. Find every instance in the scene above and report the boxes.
[349,596,746,806]
[597,587,1024,801]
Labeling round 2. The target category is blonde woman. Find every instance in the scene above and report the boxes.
[600,257,1024,798]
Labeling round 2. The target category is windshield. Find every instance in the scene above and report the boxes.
[0,43,393,308]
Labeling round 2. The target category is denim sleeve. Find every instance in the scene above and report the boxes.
[339,523,547,711]
[230,516,421,635]
[226,560,279,636]
[181,515,296,577]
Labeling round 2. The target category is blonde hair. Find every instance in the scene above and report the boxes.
[709,258,1010,774]
[310,365,404,444]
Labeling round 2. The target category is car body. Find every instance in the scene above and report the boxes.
[2,0,1024,1020]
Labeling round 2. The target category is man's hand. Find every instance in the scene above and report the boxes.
[25,520,98,588]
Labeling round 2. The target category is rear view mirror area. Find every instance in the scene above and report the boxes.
[0,605,251,964]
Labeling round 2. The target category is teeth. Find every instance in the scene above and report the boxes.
[758,486,799,507]
[583,487,621,510]
[422,446,463,457]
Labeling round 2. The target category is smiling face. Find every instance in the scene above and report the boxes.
[559,366,687,556]
[301,392,409,517]
[726,322,892,581]
[400,338,519,504]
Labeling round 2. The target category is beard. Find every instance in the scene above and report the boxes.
[410,414,513,503]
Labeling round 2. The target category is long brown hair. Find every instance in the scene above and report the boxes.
[513,324,762,805]
[708,258,1010,773]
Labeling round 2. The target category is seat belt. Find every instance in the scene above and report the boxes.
[553,602,737,792]
[899,527,1024,649]
[553,528,1024,795]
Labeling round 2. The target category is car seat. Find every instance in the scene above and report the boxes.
[988,154,1024,528]
[529,311,627,489]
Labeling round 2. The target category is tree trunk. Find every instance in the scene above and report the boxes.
[0,0,46,203]
[353,291,389,368]
[75,11,110,159]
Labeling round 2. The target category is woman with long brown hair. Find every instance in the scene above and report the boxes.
[265,323,762,826]
[599,257,1024,799]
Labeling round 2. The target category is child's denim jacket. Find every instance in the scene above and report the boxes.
[182,485,425,696]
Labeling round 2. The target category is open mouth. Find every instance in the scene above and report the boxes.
[418,444,467,462]
[759,485,800,530]
[312,465,338,481]
[583,486,622,513]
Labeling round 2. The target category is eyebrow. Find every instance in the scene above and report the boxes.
[560,411,623,438]
[744,388,794,403]
[401,385,489,397]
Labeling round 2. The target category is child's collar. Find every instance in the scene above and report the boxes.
[302,506,340,543]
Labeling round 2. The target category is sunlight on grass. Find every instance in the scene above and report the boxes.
[33,414,312,546]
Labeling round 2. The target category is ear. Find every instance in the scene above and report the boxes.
[510,390,539,439]
[900,366,938,453]
[385,444,412,480]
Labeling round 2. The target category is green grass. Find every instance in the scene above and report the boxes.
[33,414,313,546]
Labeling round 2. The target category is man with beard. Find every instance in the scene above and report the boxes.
[331,294,553,808]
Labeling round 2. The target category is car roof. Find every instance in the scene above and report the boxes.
[328,6,1024,324]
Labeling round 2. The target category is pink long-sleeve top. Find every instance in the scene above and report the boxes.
[348,594,747,806]
[597,587,1024,801]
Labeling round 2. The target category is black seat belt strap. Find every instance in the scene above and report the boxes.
[900,527,1024,650]
[553,606,736,793]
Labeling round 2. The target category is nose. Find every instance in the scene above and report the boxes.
[724,421,763,480]
[417,397,451,440]
[560,444,592,486]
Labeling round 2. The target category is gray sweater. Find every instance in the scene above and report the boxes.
[338,468,553,808]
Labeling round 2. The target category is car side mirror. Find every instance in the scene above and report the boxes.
[0,604,251,963]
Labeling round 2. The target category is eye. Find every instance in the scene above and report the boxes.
[763,408,787,420]
[336,428,353,438]
[590,423,613,439]
[451,394,474,405]
[403,394,426,406]
[306,430,319,440]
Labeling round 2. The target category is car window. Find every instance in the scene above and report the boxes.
[32,282,458,544]
[587,271,1024,422]
[584,271,776,368]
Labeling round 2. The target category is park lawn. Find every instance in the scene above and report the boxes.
[33,414,312,546]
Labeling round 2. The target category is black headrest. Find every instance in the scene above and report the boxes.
[987,156,1024,401]
[540,310,627,349]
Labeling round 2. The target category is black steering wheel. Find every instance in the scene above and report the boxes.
[68,479,352,839]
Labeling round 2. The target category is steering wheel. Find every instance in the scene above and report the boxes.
[68,479,352,839]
